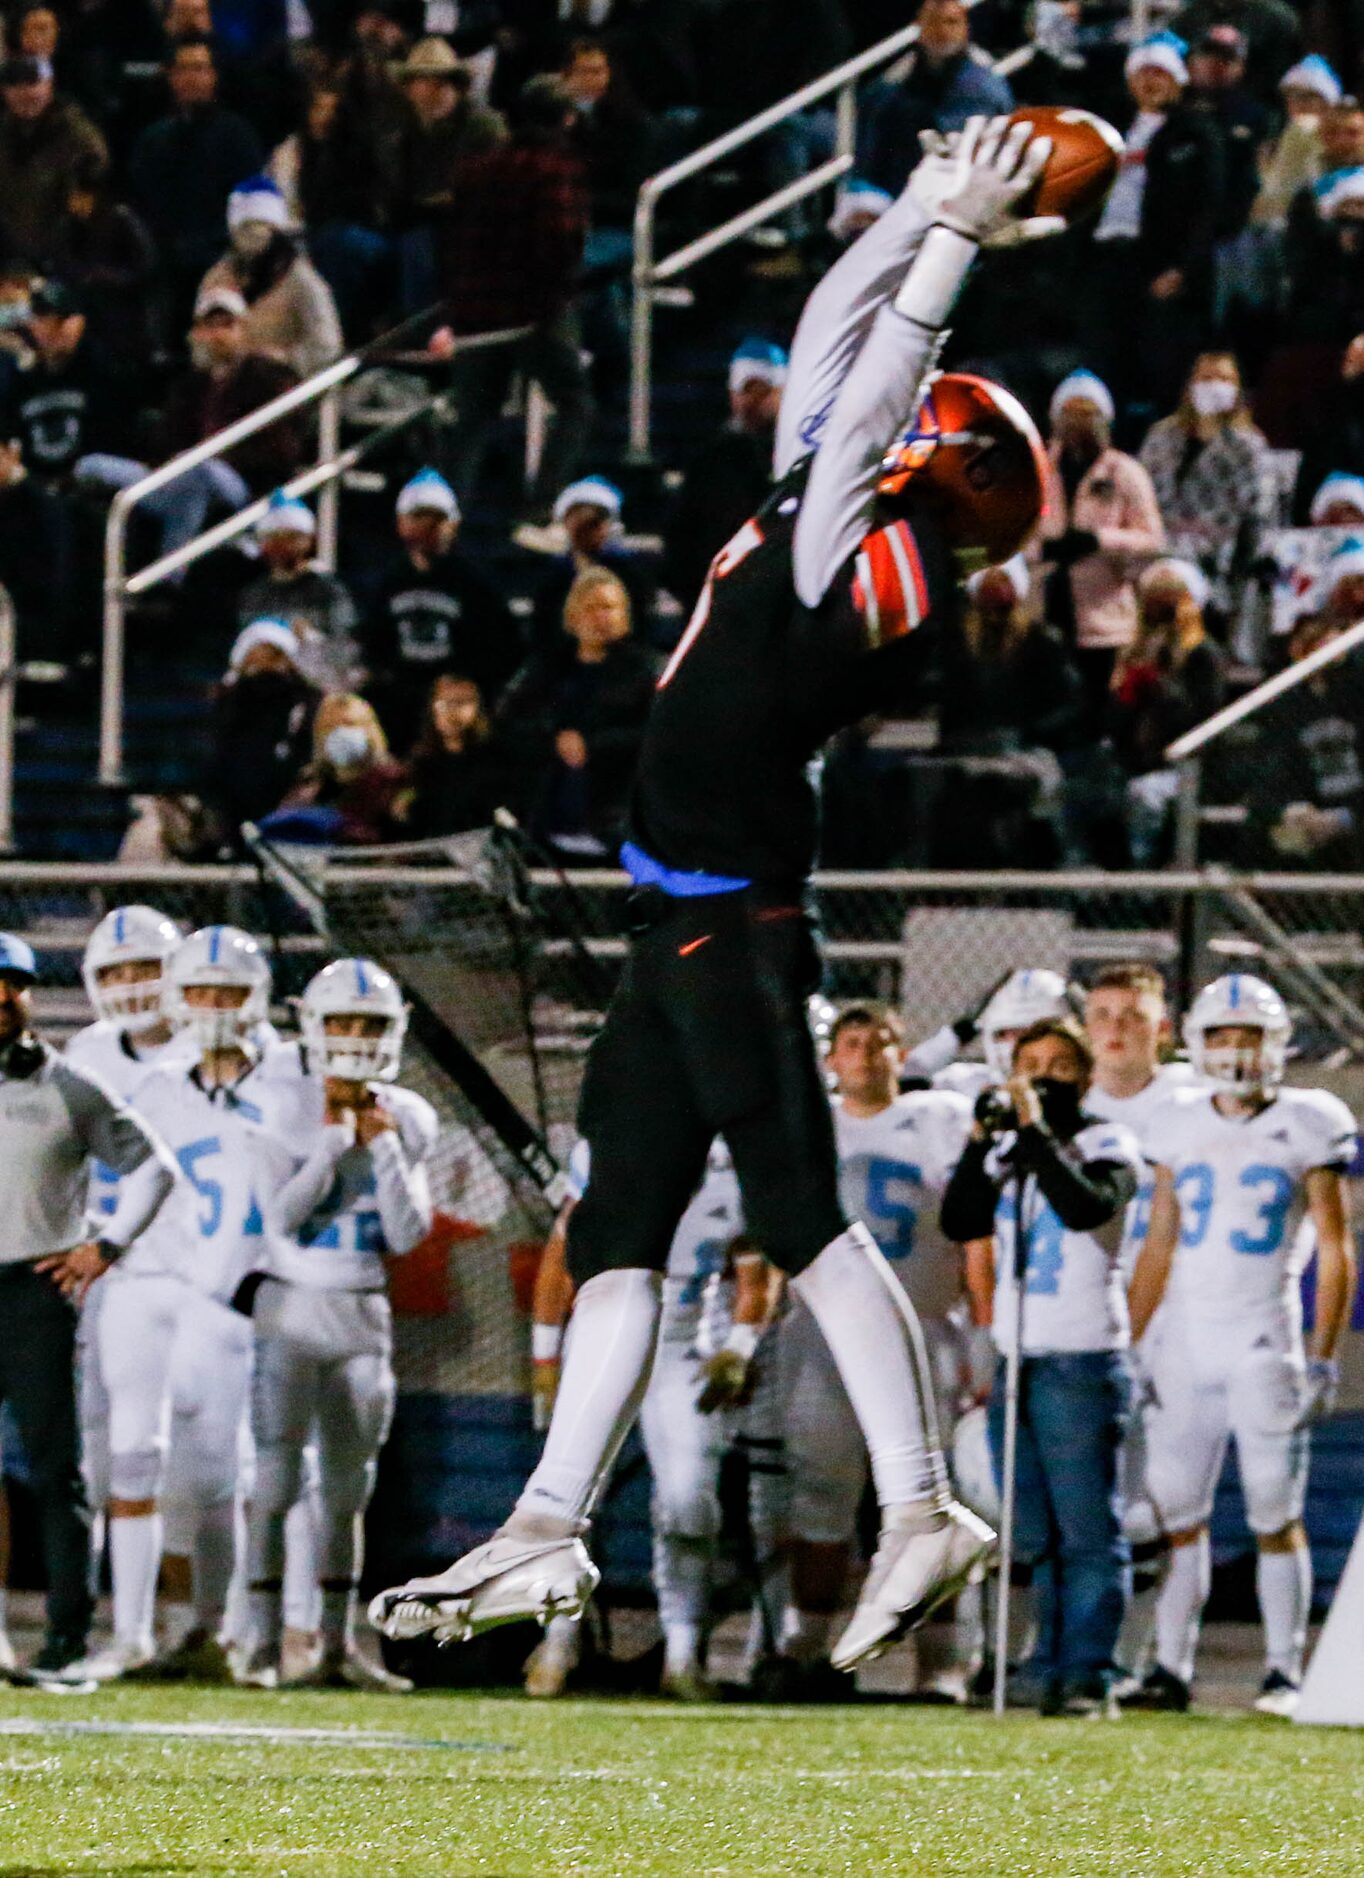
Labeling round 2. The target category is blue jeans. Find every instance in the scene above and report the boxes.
[988,1349,1131,1688]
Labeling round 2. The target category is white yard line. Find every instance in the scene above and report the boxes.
[0,1717,513,1752]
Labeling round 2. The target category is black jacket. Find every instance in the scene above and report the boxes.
[366,546,522,740]
[940,1116,1136,1244]
[1135,101,1225,294]
[664,424,775,614]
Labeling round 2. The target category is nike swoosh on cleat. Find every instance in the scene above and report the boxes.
[678,935,713,956]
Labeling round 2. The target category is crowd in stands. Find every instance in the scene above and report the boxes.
[1,0,1364,872]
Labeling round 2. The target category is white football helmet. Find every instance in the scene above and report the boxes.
[166,926,271,1053]
[300,957,407,1082]
[82,905,181,1033]
[1183,973,1290,1092]
[981,968,1070,1079]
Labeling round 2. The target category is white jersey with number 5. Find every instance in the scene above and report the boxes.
[63,1022,189,1228]
[1145,1085,1357,1345]
[113,1062,276,1300]
[835,1091,972,1319]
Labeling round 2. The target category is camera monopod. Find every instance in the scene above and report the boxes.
[992,1162,1030,1719]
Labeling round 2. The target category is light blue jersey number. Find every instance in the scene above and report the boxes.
[177,1137,224,1237]
[303,1170,385,1254]
[1177,1161,1296,1257]
[844,1155,922,1261]
[998,1190,1066,1296]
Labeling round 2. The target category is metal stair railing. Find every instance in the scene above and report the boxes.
[628,19,925,461]
[1166,617,1364,866]
[99,319,530,788]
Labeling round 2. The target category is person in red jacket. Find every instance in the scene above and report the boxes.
[437,74,591,521]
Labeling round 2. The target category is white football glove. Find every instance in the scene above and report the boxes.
[910,115,1063,249]
[1302,1357,1339,1425]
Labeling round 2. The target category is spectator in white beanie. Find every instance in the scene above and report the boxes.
[533,475,656,650]
[1041,369,1164,731]
[197,172,342,376]
[1309,474,1364,528]
[210,614,319,846]
[235,490,361,691]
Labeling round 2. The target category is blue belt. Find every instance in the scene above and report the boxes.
[620,841,751,898]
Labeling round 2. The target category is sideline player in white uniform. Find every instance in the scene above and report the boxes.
[917,969,1072,1104]
[1126,974,1357,1715]
[525,1139,784,1700]
[777,1003,975,1690]
[241,958,435,1690]
[76,925,280,1680]
[65,908,186,1543]
[1082,962,1201,1682]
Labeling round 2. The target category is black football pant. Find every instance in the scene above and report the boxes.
[0,1263,93,1653]
[566,887,849,1283]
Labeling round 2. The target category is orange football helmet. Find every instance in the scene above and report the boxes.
[878,372,1048,569]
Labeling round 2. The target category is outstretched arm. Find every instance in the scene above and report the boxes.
[792,119,1052,610]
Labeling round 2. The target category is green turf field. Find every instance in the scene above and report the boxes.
[1,1683,1361,1876]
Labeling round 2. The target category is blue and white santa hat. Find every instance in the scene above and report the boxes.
[1319,166,1364,217]
[1125,30,1188,87]
[1310,473,1364,524]
[1049,369,1115,427]
[553,476,623,523]
[1323,535,1364,590]
[729,337,788,393]
[256,489,317,539]
[396,467,460,521]
[228,617,299,673]
[227,173,292,232]
[1280,54,1342,107]
[828,178,894,242]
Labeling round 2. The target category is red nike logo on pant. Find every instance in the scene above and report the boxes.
[678,935,713,957]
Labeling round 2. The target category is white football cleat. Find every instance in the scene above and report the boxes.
[233,1647,280,1690]
[369,1527,600,1645]
[1253,1670,1300,1719]
[832,1501,996,1672]
[523,1617,581,1699]
[67,1639,157,1684]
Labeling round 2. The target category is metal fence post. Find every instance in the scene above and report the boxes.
[629,183,658,462]
[99,497,130,787]
[316,386,342,573]
[1173,757,1201,869]
[0,585,14,852]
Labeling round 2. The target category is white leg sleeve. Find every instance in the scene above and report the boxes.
[1258,1544,1312,1683]
[1156,1532,1211,1685]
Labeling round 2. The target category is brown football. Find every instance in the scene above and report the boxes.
[1008,105,1124,224]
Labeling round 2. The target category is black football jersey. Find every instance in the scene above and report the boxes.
[629,461,952,893]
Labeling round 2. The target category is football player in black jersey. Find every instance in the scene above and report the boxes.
[374,117,1062,1674]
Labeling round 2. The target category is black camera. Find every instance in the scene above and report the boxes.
[974,1087,1017,1136]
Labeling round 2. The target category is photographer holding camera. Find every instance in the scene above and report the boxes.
[940,1016,1142,1716]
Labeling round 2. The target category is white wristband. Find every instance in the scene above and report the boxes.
[893,224,978,330]
[724,1322,761,1362]
[532,1323,563,1362]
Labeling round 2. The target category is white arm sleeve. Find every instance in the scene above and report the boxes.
[775,187,938,479]
[269,1126,353,1236]
[99,1153,177,1250]
[904,1023,963,1079]
[370,1131,434,1256]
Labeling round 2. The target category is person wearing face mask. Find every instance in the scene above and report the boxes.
[1139,351,1270,613]
[1040,370,1165,730]
[236,492,361,692]
[1283,166,1364,352]
[1251,55,1340,230]
[530,474,654,651]
[941,1016,1142,1717]
[208,619,320,847]
[268,692,410,846]
[1109,558,1226,863]
[197,174,342,378]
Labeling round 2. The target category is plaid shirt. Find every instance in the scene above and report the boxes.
[440,135,588,335]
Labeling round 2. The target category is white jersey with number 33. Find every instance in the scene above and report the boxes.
[835,1092,972,1319]
[1146,1085,1357,1344]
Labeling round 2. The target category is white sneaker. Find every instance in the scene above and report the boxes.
[0,1631,15,1676]
[369,1526,600,1645]
[233,1647,279,1690]
[1253,1670,1300,1719]
[67,1639,157,1684]
[832,1502,996,1672]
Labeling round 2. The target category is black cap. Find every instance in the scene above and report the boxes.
[30,280,82,318]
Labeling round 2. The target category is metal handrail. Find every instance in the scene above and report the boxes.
[1166,616,1364,865]
[0,585,14,852]
[628,19,925,459]
[98,321,531,788]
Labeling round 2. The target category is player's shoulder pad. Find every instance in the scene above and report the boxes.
[1282,1085,1358,1168]
[61,1020,110,1066]
[1141,1084,1210,1164]
[382,1083,439,1156]
[1075,1116,1143,1174]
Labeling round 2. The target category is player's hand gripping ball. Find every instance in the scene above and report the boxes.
[1006,105,1124,226]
